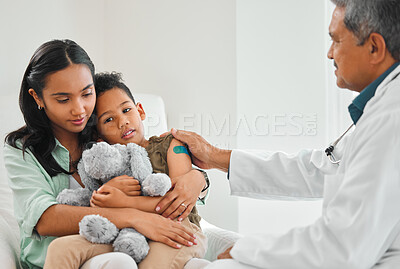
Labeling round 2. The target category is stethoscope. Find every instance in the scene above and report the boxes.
[325,124,354,164]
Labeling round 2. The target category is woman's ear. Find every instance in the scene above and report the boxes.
[28,89,44,109]
[136,103,146,121]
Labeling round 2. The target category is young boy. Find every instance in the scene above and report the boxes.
[44,72,208,269]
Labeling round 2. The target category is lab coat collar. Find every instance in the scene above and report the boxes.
[348,62,400,125]
[374,62,400,97]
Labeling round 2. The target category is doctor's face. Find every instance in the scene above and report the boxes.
[327,7,372,93]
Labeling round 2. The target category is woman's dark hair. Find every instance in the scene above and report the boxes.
[94,72,136,104]
[5,39,95,177]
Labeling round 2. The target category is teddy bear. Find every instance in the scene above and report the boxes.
[56,141,172,263]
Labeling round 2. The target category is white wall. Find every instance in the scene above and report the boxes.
[236,0,326,235]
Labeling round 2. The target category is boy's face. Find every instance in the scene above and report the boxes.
[96,87,146,146]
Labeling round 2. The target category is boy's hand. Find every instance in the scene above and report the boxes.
[90,185,129,208]
[103,175,141,196]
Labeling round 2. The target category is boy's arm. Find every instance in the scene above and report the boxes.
[91,186,164,213]
[167,138,193,178]
[158,139,206,220]
[102,175,141,196]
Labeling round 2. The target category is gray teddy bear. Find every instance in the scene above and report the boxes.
[56,141,172,263]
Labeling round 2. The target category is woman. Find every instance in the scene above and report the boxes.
[4,39,204,269]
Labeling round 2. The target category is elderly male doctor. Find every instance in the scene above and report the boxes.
[166,0,400,268]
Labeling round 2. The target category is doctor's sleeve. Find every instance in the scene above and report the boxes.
[3,144,59,240]
[230,113,400,269]
[228,146,340,199]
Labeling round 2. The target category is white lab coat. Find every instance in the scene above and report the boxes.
[207,65,400,269]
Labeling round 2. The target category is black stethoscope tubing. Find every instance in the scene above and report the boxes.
[325,124,354,164]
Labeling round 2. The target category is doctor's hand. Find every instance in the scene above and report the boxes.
[162,128,231,172]
[217,246,233,259]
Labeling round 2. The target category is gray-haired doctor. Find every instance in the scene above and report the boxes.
[168,0,400,268]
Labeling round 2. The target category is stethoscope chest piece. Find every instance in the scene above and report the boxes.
[325,124,354,164]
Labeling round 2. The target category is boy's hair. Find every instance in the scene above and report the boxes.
[94,72,136,104]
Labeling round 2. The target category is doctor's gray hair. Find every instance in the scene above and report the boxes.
[330,0,400,61]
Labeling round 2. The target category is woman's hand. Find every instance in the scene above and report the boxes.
[103,175,141,196]
[217,246,233,259]
[155,170,204,221]
[131,210,197,249]
[90,185,129,208]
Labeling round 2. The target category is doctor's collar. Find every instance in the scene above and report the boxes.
[348,62,400,125]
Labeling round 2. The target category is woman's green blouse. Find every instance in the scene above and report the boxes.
[3,140,70,269]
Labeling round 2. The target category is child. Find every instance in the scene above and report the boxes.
[44,72,208,269]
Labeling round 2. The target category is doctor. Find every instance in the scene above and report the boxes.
[162,0,400,268]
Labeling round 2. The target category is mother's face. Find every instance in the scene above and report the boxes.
[29,64,96,139]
